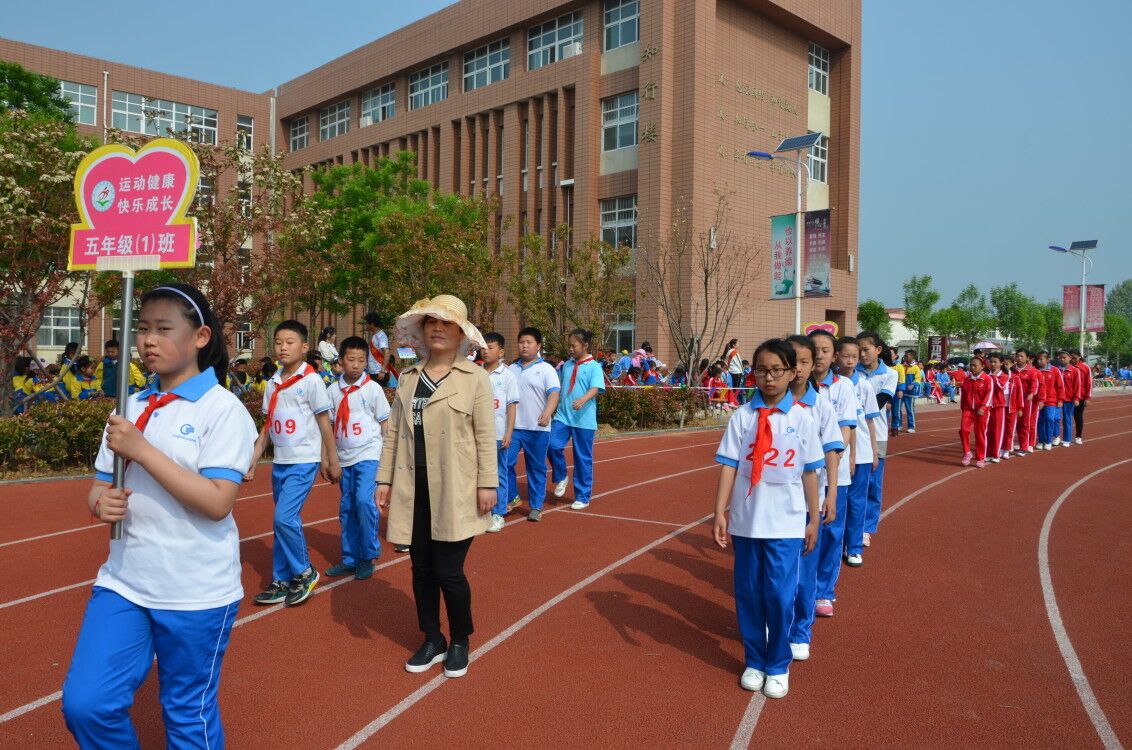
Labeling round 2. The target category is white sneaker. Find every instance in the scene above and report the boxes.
[553,477,569,498]
[1002,452,1012,460]
[990,457,1000,463]
[846,553,863,567]
[790,643,810,661]
[740,667,766,691]
[907,428,916,434]
[763,673,789,699]
[487,514,505,533]
[1026,447,1035,453]
[1052,437,1062,446]
[1074,437,1084,445]
[570,500,590,510]
[1061,440,1073,447]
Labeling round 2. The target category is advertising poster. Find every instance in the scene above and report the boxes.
[803,209,831,297]
[770,214,795,299]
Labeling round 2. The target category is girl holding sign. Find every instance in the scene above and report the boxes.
[713,338,824,700]
[62,283,256,749]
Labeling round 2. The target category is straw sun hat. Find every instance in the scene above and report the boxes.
[394,294,487,356]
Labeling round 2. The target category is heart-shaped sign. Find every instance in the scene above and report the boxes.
[804,321,839,336]
[69,138,199,271]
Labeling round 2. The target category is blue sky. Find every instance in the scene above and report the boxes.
[3,0,1130,309]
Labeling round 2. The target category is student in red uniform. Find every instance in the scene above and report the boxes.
[1056,350,1079,447]
[1013,349,1041,454]
[1035,351,1065,450]
[1005,359,1025,457]
[984,353,1009,463]
[1072,351,1091,443]
[959,356,993,467]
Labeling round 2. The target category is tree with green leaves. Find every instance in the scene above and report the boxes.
[1038,300,1077,354]
[857,299,892,341]
[1106,279,1132,322]
[902,275,939,354]
[1096,313,1132,365]
[950,284,994,347]
[0,62,71,121]
[989,283,1032,346]
[930,305,961,346]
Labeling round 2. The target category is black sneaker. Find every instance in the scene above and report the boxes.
[253,580,288,605]
[354,560,375,580]
[527,508,542,522]
[394,544,410,553]
[284,568,319,606]
[405,638,447,673]
[444,641,469,678]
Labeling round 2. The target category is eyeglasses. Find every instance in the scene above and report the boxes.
[752,367,792,380]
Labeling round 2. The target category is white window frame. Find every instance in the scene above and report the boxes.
[236,115,254,150]
[602,91,638,151]
[528,11,584,71]
[290,116,309,151]
[360,83,395,125]
[600,195,637,249]
[808,133,828,183]
[319,100,350,141]
[36,306,83,348]
[463,38,510,92]
[111,91,217,144]
[60,81,96,125]
[195,177,215,210]
[604,0,640,51]
[808,42,830,95]
[409,63,449,110]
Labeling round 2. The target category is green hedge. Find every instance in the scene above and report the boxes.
[0,386,705,473]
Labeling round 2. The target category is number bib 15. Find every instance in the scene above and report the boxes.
[336,418,372,449]
[738,418,803,486]
[269,407,303,447]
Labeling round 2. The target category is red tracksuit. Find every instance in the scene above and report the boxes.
[1076,362,1093,401]
[1038,366,1065,406]
[960,371,993,460]
[1061,364,1080,404]
[1005,369,1024,453]
[986,370,1009,458]
[1015,365,1041,451]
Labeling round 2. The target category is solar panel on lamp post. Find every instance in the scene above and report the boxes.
[748,131,823,335]
[1049,241,1098,356]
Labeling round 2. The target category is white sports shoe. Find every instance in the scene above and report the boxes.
[846,553,863,567]
[740,668,766,691]
[1074,437,1084,445]
[790,643,810,661]
[487,514,505,533]
[907,428,916,434]
[763,673,790,699]
[570,500,590,510]
[1052,437,1062,446]
[553,477,569,498]
[1061,440,1073,447]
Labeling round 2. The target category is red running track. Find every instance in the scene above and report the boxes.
[1,394,1130,748]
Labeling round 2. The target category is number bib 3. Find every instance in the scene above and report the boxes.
[738,419,803,486]
[269,407,303,447]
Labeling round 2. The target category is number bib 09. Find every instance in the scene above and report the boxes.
[738,419,803,486]
[269,407,303,447]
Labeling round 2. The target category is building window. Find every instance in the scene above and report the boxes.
[360,83,395,125]
[528,11,584,71]
[602,91,638,151]
[808,133,828,183]
[59,81,96,125]
[110,91,217,144]
[236,115,254,150]
[195,177,215,210]
[319,101,350,141]
[289,117,309,151]
[601,195,637,249]
[409,63,449,110]
[235,321,255,352]
[604,311,635,353]
[604,0,640,51]
[808,42,830,95]
[36,306,82,347]
[238,181,252,216]
[464,39,510,92]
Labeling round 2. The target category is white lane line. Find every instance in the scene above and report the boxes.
[1038,459,1131,750]
[0,691,63,725]
[563,510,684,528]
[336,507,716,749]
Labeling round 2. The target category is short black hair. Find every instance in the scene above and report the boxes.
[857,330,886,348]
[1015,347,1031,357]
[568,328,593,347]
[363,312,383,327]
[275,319,308,340]
[483,331,506,348]
[518,326,543,345]
[339,335,368,357]
[835,336,860,353]
[105,339,120,350]
[753,338,797,371]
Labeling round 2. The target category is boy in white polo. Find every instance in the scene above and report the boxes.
[247,319,341,607]
[325,336,390,580]
[506,327,560,522]
[482,332,520,532]
[364,311,391,385]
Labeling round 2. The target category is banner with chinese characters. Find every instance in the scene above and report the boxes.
[770,214,795,299]
[68,138,199,270]
[1062,285,1106,333]
[803,209,831,297]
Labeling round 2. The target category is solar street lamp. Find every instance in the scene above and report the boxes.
[1049,240,1098,356]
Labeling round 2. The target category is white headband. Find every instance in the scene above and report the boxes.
[152,286,204,324]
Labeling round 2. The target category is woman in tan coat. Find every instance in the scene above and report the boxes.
[376,295,496,678]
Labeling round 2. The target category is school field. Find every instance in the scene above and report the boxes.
[1,390,1130,749]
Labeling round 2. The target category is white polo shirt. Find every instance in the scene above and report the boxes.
[367,329,390,375]
[262,364,331,464]
[487,363,520,440]
[858,361,898,443]
[715,392,825,539]
[846,372,880,465]
[795,383,846,490]
[94,368,255,610]
[817,370,859,487]
[508,357,560,432]
[328,373,390,467]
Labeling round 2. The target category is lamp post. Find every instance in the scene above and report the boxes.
[749,132,823,335]
[1049,240,1098,357]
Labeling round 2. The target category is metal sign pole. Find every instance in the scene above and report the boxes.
[110,269,135,540]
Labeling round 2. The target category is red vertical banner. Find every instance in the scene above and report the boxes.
[1062,285,1081,332]
[1085,284,1105,332]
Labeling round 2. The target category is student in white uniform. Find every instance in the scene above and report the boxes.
[856,332,898,550]
[713,338,824,700]
[837,337,880,572]
[325,336,390,580]
[364,312,391,385]
[506,327,560,522]
[62,283,256,749]
[482,332,520,532]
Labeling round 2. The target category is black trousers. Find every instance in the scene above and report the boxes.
[1074,401,1086,438]
[410,470,474,643]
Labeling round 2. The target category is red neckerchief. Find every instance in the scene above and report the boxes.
[121,391,180,471]
[569,356,593,393]
[334,373,369,439]
[744,407,774,495]
[266,364,314,427]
